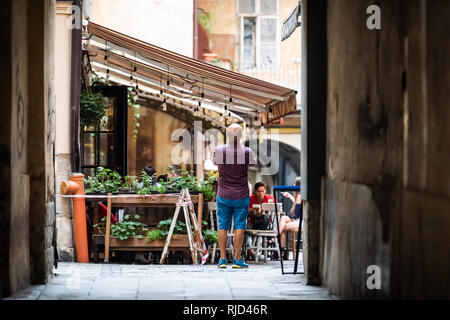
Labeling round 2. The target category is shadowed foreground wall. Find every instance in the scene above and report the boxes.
[321,0,450,299]
[0,0,56,298]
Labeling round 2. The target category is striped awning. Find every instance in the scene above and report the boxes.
[85,22,297,125]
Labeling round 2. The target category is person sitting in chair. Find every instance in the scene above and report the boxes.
[246,182,275,260]
[279,177,302,260]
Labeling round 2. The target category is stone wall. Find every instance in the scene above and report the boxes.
[9,0,31,296]
[27,0,56,284]
[0,0,56,298]
[321,0,450,299]
[54,1,75,262]
[0,1,12,298]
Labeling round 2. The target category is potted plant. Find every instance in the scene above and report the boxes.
[135,170,157,195]
[145,218,190,247]
[83,166,123,194]
[121,175,137,193]
[80,90,109,129]
[110,213,149,241]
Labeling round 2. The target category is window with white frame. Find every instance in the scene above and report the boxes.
[239,0,279,69]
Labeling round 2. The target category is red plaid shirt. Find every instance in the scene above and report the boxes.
[213,143,257,200]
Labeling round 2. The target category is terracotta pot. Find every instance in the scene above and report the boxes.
[203,52,218,63]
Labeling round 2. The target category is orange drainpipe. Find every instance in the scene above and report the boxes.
[60,173,89,263]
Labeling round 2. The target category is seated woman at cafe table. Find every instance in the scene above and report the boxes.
[279,177,302,260]
[246,181,274,259]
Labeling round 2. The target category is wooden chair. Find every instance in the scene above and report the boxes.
[207,202,234,263]
[247,203,282,263]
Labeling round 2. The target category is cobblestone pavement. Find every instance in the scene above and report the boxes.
[4,261,336,300]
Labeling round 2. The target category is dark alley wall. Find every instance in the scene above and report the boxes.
[0,0,56,298]
[320,0,450,299]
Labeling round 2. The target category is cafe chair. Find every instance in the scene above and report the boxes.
[250,203,282,263]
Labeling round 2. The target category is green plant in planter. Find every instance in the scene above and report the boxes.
[146,218,187,242]
[135,170,156,195]
[202,229,218,245]
[122,175,137,192]
[80,90,109,128]
[199,175,217,201]
[110,214,149,241]
[92,217,107,234]
[199,220,218,245]
[84,166,123,194]
[165,168,200,192]
[152,183,167,194]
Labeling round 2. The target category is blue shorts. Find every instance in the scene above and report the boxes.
[216,195,250,230]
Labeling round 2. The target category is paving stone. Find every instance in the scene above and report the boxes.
[3,261,336,300]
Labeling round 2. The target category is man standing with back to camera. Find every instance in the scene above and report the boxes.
[213,123,256,268]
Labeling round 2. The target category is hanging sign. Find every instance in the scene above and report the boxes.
[282,1,301,41]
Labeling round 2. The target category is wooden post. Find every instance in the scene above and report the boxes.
[197,192,203,232]
[104,193,112,263]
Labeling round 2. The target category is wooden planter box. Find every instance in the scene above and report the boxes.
[93,234,190,251]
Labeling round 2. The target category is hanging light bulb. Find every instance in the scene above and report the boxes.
[268,107,273,120]
[162,98,167,111]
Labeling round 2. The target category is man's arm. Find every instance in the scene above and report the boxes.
[248,148,257,166]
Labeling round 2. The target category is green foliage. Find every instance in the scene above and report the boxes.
[152,183,167,194]
[128,88,140,143]
[197,1,225,47]
[146,218,187,242]
[146,229,163,242]
[202,229,218,245]
[200,183,214,201]
[80,90,109,128]
[135,170,156,195]
[83,167,124,193]
[83,166,216,199]
[164,168,200,192]
[110,214,149,241]
[157,218,187,236]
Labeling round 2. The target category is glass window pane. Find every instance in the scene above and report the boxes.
[239,0,255,14]
[260,18,277,42]
[100,97,115,131]
[259,44,277,68]
[260,0,277,14]
[99,133,114,167]
[243,18,256,69]
[82,168,94,178]
[82,133,97,165]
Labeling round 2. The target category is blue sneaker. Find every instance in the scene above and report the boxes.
[218,258,228,268]
[232,258,248,269]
